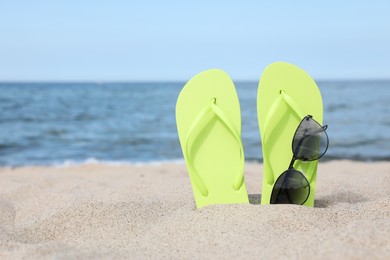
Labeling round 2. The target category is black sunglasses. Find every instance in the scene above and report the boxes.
[270,115,329,205]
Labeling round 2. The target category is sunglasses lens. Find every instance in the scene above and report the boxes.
[292,116,329,161]
[270,169,310,205]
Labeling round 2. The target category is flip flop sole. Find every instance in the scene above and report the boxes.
[257,62,323,206]
[176,69,249,208]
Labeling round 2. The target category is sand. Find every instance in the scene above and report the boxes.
[0,160,389,259]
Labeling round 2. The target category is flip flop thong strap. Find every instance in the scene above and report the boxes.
[185,98,245,197]
[263,90,305,143]
[262,90,306,184]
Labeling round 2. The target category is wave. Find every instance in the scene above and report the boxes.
[2,156,390,168]
[52,158,186,167]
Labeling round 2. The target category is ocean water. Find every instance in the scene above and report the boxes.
[0,81,389,166]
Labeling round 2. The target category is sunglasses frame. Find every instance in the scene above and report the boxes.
[270,115,329,205]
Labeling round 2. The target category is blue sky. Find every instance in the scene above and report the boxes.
[0,1,389,81]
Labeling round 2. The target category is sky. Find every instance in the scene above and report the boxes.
[0,1,389,81]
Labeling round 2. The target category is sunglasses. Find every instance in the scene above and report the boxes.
[270,115,329,205]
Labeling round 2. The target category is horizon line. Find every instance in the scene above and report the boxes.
[1,77,390,84]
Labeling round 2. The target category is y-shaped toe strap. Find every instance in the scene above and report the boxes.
[262,90,306,184]
[185,98,245,197]
[262,90,305,142]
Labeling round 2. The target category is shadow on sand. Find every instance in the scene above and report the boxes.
[315,192,368,208]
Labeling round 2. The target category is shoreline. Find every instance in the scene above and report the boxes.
[1,158,389,170]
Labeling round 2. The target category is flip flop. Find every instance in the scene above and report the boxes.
[176,69,249,208]
[257,62,324,206]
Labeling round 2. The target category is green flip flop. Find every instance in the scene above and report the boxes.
[257,62,324,206]
[176,69,249,208]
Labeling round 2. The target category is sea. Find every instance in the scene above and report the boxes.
[0,81,389,166]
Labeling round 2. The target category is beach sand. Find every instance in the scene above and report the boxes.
[0,160,389,259]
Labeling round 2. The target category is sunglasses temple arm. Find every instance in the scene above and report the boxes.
[288,156,296,169]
